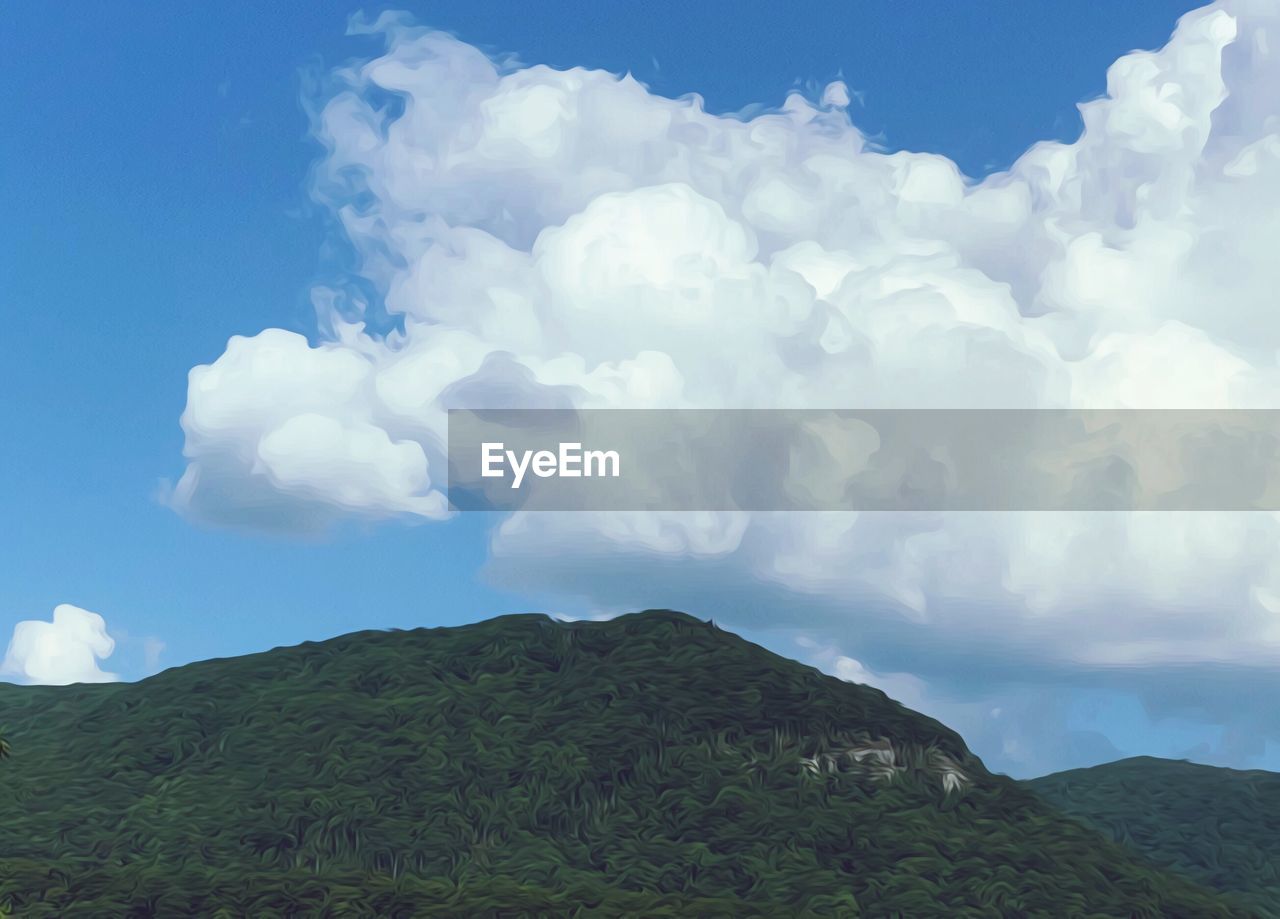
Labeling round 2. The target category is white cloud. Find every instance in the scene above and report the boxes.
[172,2,1280,765]
[2,604,119,686]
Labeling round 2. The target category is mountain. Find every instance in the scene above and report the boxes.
[0,610,1251,917]
[1027,756,1280,916]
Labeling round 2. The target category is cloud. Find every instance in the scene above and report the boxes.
[172,2,1280,767]
[2,604,119,686]
[142,637,166,672]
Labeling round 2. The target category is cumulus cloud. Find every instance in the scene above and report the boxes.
[172,2,1280,768]
[2,605,119,686]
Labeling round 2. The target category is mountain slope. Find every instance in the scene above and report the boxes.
[0,610,1250,916]
[1027,756,1280,916]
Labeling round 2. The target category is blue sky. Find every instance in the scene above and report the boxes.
[6,0,1267,778]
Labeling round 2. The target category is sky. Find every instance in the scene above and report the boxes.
[5,0,1276,778]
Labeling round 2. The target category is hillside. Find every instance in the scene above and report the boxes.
[1027,756,1280,916]
[0,610,1251,917]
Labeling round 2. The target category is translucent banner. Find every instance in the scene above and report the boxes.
[447,409,1280,512]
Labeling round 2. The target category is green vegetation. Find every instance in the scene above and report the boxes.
[0,610,1253,916]
[1028,755,1280,916]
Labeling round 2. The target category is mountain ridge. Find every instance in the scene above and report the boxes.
[1028,753,1280,916]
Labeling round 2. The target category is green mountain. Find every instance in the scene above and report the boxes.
[1027,756,1280,916]
[0,610,1252,917]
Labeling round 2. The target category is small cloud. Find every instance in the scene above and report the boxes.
[831,655,931,711]
[142,637,166,671]
[820,80,851,108]
[2,604,119,685]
